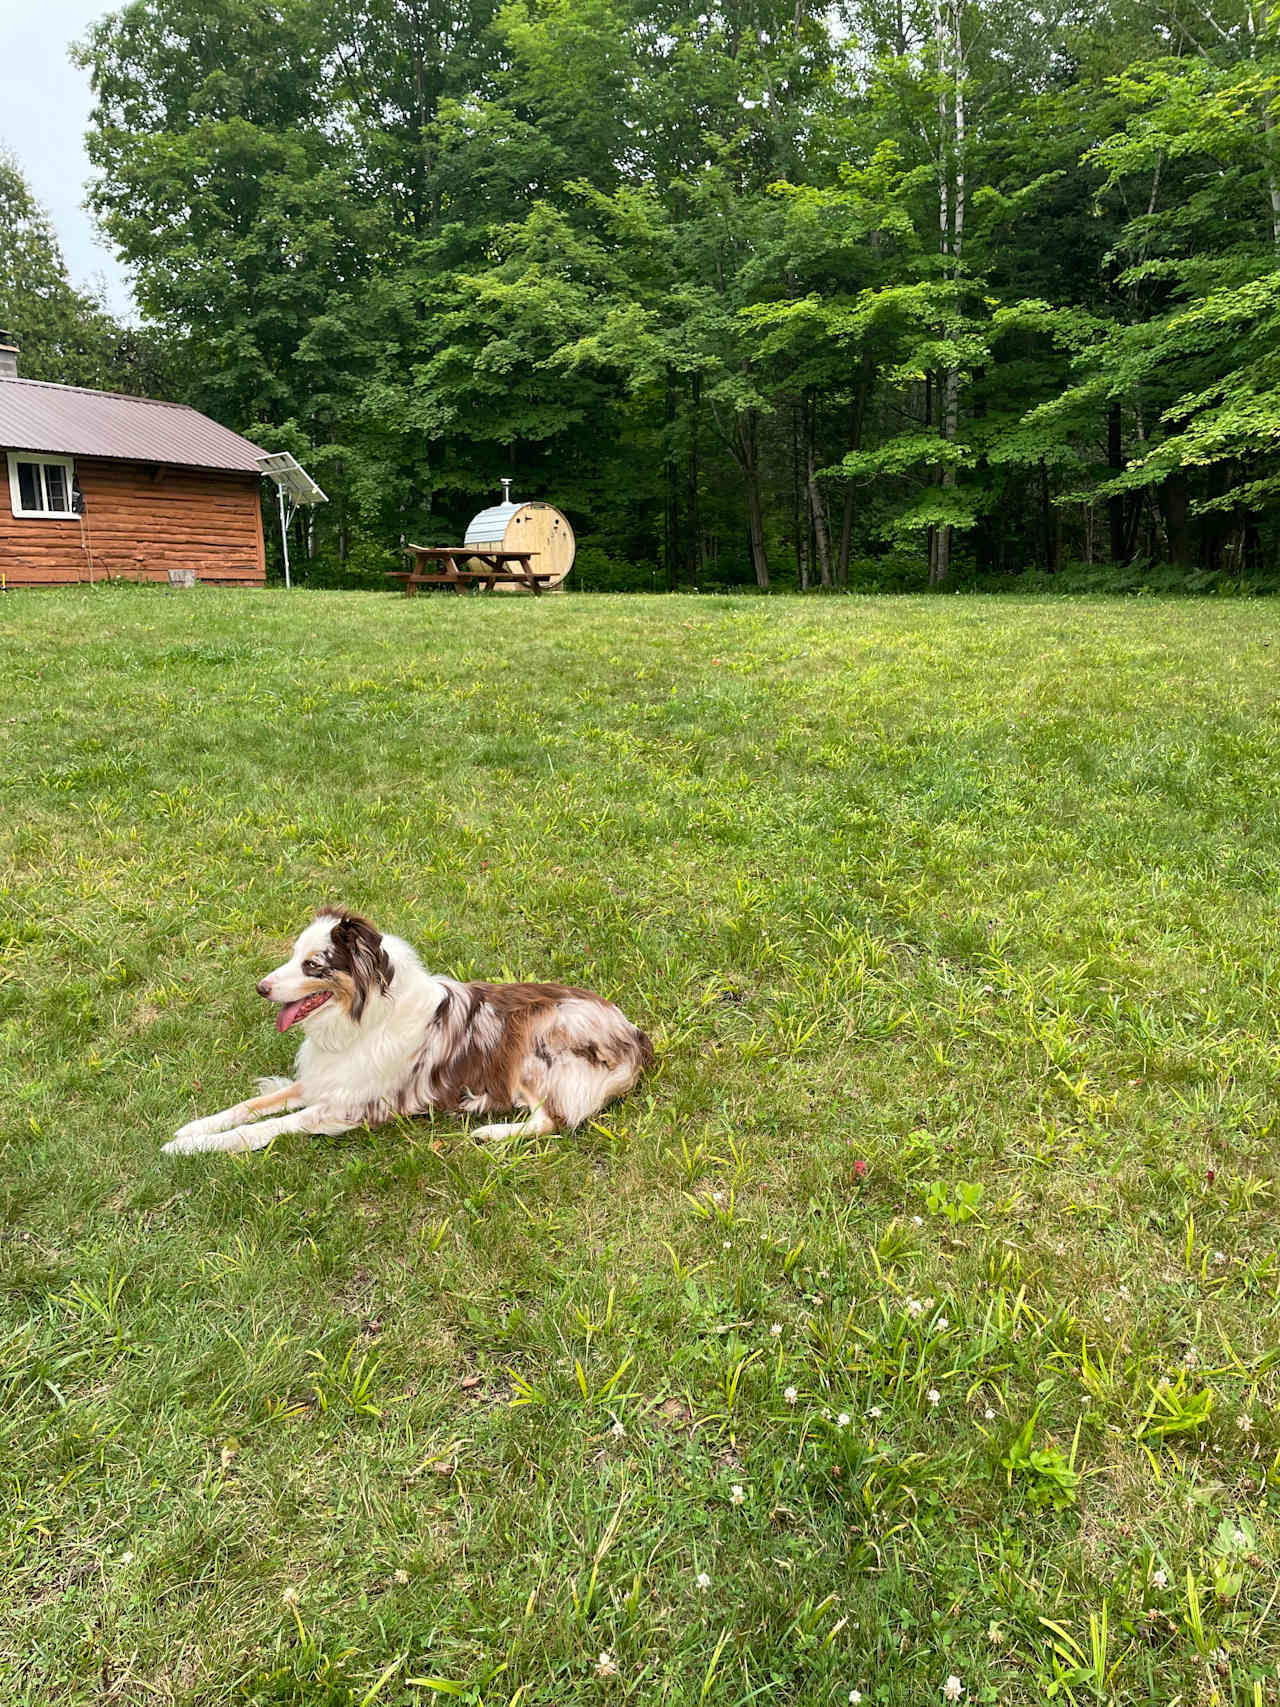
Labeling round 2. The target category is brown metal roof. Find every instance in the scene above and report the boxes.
[0,377,267,473]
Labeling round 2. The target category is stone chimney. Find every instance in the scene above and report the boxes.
[0,332,17,379]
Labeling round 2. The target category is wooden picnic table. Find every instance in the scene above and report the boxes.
[387,544,554,595]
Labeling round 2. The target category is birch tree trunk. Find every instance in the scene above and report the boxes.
[931,0,964,587]
[806,394,833,586]
[1249,5,1280,241]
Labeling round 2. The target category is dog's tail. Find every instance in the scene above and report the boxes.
[634,1028,655,1072]
[256,1075,294,1097]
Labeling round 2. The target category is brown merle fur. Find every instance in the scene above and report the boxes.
[408,979,654,1127]
[314,907,394,1020]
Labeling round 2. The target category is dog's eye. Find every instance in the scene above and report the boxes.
[302,958,325,977]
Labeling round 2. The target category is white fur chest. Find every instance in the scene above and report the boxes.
[292,948,444,1113]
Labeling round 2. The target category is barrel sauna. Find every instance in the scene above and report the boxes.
[463,481,575,590]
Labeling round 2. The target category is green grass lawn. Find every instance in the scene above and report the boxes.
[4,588,1280,1706]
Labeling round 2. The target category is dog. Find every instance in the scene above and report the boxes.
[163,908,654,1155]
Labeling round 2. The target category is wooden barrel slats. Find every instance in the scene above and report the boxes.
[463,496,575,590]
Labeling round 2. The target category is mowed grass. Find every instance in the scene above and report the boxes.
[2,587,1280,1707]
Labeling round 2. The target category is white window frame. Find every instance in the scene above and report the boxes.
[7,451,77,519]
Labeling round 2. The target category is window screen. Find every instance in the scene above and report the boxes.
[42,463,68,511]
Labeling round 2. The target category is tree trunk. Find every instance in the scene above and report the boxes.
[1107,403,1127,563]
[1040,459,1059,571]
[792,400,808,589]
[687,374,701,589]
[736,410,769,588]
[930,0,964,589]
[746,473,770,590]
[931,498,952,584]
[935,0,950,259]
[1263,101,1280,242]
[1161,472,1192,567]
[838,369,869,588]
[838,486,854,589]
[806,395,833,587]
[924,370,937,582]
[664,370,678,589]
[934,364,959,585]
[1249,5,1280,241]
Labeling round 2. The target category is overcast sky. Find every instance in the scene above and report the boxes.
[1,0,135,319]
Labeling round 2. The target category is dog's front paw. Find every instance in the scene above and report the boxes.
[164,1126,258,1156]
[163,1132,209,1156]
[173,1115,221,1143]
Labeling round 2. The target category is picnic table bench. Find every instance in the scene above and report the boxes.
[387,544,556,595]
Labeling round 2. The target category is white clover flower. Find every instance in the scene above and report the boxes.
[1152,1568,1168,1589]
[943,1676,964,1702]
[769,1322,783,1337]
[934,1316,950,1332]
[281,1585,300,1606]
[118,1550,135,1567]
[868,1405,882,1419]
[695,1570,711,1590]
[784,1386,798,1405]
[906,1297,924,1320]
[1233,1527,1249,1549]
[927,1388,941,1406]
[729,1484,746,1506]
[1182,1347,1199,1370]
[850,1693,863,1704]
[595,1651,618,1677]
[1213,1250,1227,1265]
[723,1240,732,1250]
[394,1568,409,1585]
[837,1412,851,1428]
[912,1215,924,1227]
[610,1419,626,1439]
[1239,1414,1253,1433]
[984,1407,996,1421]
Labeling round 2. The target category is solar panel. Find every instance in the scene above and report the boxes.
[255,452,327,588]
[256,451,327,504]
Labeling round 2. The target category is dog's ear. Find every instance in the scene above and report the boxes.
[332,912,393,1019]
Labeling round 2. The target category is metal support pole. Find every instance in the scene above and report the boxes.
[278,484,292,590]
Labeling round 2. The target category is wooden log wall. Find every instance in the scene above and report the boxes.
[0,457,266,587]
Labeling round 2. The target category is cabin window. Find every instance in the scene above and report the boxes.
[7,452,77,519]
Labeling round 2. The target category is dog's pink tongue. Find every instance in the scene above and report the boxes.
[276,998,310,1033]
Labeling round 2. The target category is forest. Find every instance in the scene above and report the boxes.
[5,0,1280,591]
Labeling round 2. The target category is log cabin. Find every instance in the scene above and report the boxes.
[0,335,267,588]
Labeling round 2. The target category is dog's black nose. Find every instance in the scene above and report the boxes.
[256,979,271,998]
